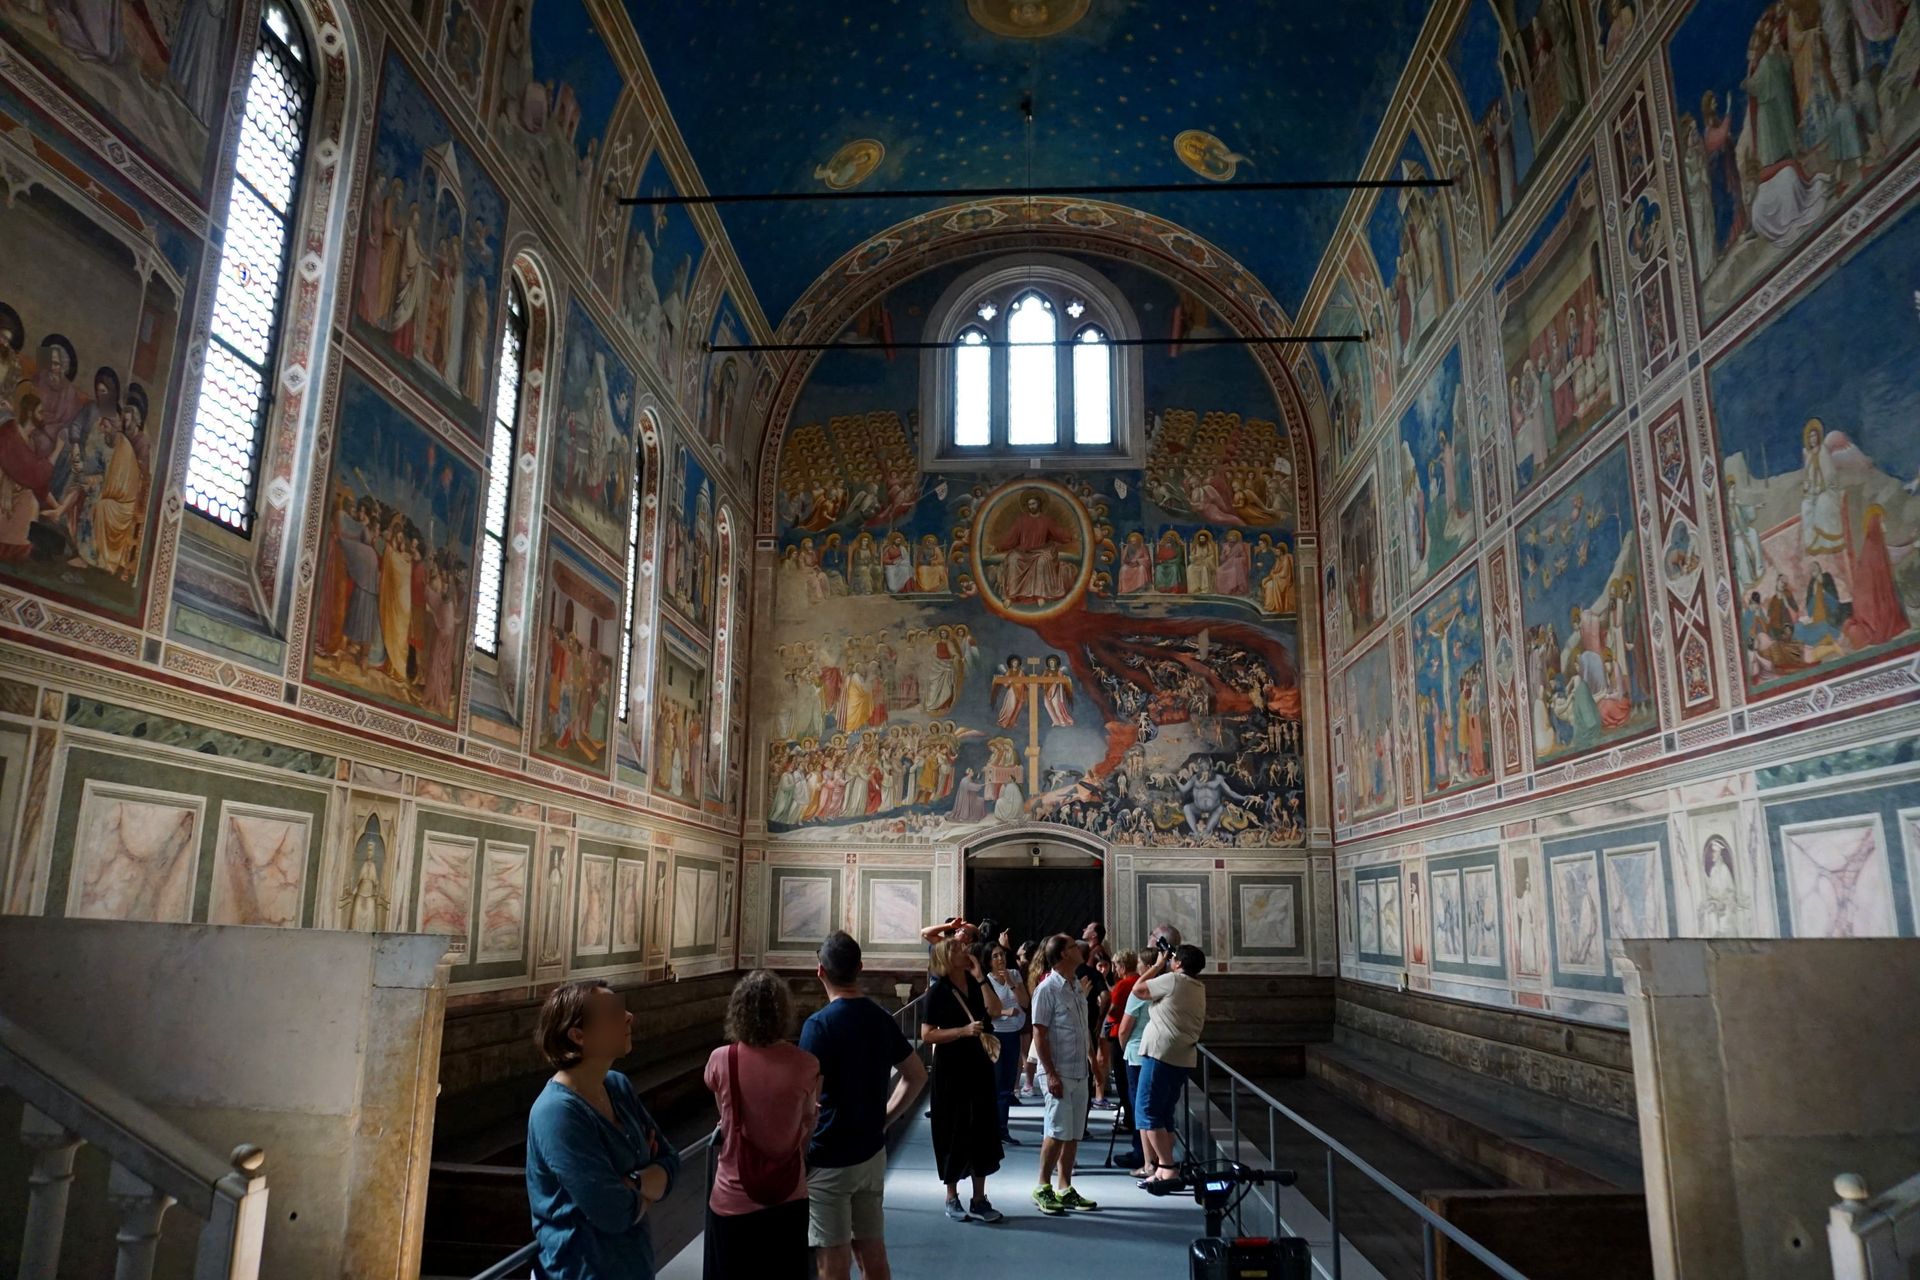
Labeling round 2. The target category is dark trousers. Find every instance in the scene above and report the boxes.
[993,1029,1022,1134]
[704,1197,811,1278]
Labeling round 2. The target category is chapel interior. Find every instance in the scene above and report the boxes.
[0,0,1918,1276]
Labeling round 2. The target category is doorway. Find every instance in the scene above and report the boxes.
[963,839,1105,949]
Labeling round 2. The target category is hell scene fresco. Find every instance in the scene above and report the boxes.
[354,50,508,438]
[1711,194,1920,695]
[762,256,1308,848]
[0,88,198,621]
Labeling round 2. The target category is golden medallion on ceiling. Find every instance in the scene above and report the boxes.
[1174,129,1250,182]
[815,139,886,190]
[968,0,1091,38]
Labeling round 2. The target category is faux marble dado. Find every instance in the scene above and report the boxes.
[65,698,337,778]
[1334,997,1637,1123]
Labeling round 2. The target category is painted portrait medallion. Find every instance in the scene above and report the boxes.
[815,139,886,190]
[1174,129,1248,182]
[969,480,1093,621]
[968,0,1091,38]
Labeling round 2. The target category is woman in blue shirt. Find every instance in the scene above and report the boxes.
[527,980,681,1279]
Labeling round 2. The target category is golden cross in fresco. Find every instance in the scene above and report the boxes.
[992,658,1074,794]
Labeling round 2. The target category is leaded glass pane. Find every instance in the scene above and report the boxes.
[953,328,989,448]
[1073,326,1112,446]
[474,284,524,656]
[1007,293,1057,447]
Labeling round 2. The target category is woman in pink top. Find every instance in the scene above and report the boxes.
[703,969,819,1276]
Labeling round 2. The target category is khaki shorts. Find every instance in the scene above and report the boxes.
[1040,1070,1089,1142]
[807,1147,888,1248]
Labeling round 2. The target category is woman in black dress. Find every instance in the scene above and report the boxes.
[921,937,1006,1224]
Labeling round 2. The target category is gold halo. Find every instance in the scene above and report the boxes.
[968,0,1092,38]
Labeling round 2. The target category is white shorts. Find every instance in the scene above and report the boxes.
[1040,1070,1089,1142]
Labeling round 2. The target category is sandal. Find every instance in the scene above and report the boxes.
[1128,1165,1150,1179]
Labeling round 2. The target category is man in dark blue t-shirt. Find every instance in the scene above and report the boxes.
[798,931,925,1280]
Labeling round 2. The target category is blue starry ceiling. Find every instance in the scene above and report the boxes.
[625,0,1430,328]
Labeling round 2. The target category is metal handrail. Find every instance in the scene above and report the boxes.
[1191,1044,1533,1280]
[0,1011,268,1276]
[465,1108,722,1279]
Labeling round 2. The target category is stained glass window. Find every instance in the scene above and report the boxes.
[184,0,313,534]
[474,280,525,656]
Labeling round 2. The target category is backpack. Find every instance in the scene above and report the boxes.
[723,1043,806,1206]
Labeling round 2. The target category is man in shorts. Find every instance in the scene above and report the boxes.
[799,931,927,1278]
[1028,932,1099,1217]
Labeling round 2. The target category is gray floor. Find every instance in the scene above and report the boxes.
[662,1088,1211,1278]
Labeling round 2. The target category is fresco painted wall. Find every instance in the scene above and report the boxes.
[1310,0,1920,1027]
[0,0,762,1001]
[760,256,1310,852]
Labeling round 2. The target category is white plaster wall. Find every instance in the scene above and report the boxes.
[0,919,449,1279]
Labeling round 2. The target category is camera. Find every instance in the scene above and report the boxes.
[1157,935,1174,954]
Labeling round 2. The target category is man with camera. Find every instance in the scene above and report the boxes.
[1132,941,1208,1187]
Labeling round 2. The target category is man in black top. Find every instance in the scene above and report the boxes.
[1079,921,1114,1107]
[799,931,926,1280]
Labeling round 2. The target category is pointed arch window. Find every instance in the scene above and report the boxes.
[922,255,1144,470]
[184,0,314,534]
[616,466,643,724]
[474,278,526,656]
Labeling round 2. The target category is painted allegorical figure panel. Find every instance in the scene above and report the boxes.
[547,298,636,557]
[763,255,1307,849]
[1497,161,1621,496]
[534,534,618,772]
[1344,636,1398,821]
[1669,0,1920,322]
[308,366,480,725]
[1711,196,1920,696]
[1411,565,1493,800]
[1448,0,1589,228]
[354,51,507,440]
[0,89,198,622]
[1397,343,1475,593]
[1368,130,1457,373]
[0,0,236,193]
[491,0,620,241]
[1515,441,1654,764]
[619,151,706,384]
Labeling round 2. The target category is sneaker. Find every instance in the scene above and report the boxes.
[1031,1185,1065,1216]
[969,1196,1004,1224]
[1091,1097,1117,1110]
[944,1197,970,1222]
[1000,1130,1022,1146]
[1058,1187,1099,1212]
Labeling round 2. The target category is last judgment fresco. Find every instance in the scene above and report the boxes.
[763,256,1308,848]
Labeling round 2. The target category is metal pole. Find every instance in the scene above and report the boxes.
[621,175,1456,207]
[1423,1222,1437,1280]
[1230,1077,1241,1163]
[707,332,1369,354]
[1327,1149,1342,1280]
[1269,1108,1280,1237]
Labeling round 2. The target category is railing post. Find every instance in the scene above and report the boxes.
[108,1162,177,1280]
[18,1105,82,1280]
[1269,1108,1280,1236]
[1327,1148,1342,1280]
[1230,1075,1240,1162]
[1423,1221,1437,1280]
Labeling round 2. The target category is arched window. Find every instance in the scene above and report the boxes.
[616,430,646,723]
[923,255,1144,470]
[473,278,527,656]
[183,0,315,534]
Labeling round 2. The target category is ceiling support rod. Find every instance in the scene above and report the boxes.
[707,333,1369,354]
[623,178,1451,207]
